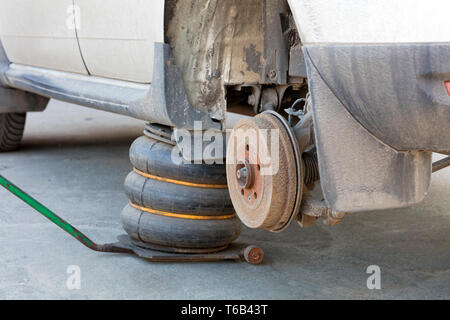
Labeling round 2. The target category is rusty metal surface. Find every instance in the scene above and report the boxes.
[226,112,302,232]
[297,213,317,228]
[298,193,346,227]
[243,245,264,265]
[263,111,304,232]
[234,157,263,212]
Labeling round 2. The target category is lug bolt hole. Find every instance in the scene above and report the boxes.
[253,192,257,199]
[241,189,244,196]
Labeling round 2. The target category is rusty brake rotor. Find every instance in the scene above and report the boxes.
[226,111,303,232]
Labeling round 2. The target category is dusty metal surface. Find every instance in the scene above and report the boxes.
[120,235,264,264]
[298,193,346,227]
[143,123,175,146]
[0,40,49,114]
[0,86,48,114]
[3,45,220,130]
[226,112,301,232]
[0,40,10,85]
[166,0,291,121]
[128,235,229,255]
[264,110,305,232]
[433,156,450,173]
[302,150,320,187]
[304,44,450,151]
[305,50,433,213]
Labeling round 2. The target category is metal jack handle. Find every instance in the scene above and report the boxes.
[0,174,132,254]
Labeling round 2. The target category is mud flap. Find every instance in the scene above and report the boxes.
[304,52,432,213]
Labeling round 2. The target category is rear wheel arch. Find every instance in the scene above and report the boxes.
[163,0,300,120]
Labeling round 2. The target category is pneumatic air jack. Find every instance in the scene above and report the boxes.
[117,124,262,263]
[0,125,264,264]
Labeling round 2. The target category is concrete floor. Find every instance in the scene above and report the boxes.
[0,100,449,300]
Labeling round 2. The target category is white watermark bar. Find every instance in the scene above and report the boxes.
[172,122,281,176]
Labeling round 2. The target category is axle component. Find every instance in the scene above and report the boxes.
[433,156,450,173]
[226,112,304,232]
[297,193,346,227]
[227,96,347,231]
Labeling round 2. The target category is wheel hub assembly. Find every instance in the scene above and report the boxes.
[227,112,303,232]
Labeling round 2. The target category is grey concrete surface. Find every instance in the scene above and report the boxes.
[0,100,449,300]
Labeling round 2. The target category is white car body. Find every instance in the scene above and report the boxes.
[288,0,450,44]
[0,0,164,83]
[1,0,449,85]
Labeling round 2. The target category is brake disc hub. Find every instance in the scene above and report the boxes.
[227,112,303,232]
